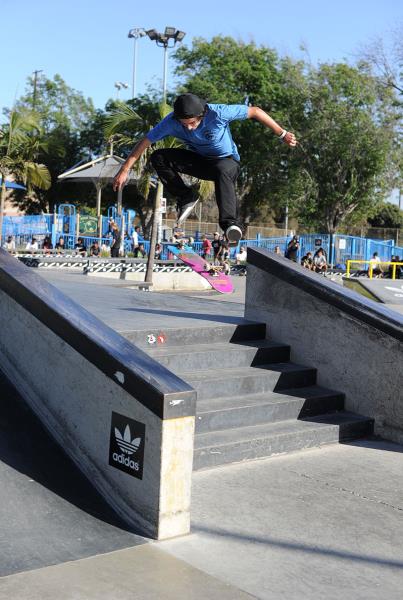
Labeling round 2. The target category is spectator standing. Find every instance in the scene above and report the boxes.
[211,232,222,263]
[221,239,230,262]
[286,236,299,262]
[154,243,162,260]
[110,223,121,258]
[201,235,212,259]
[3,236,15,253]
[131,225,143,253]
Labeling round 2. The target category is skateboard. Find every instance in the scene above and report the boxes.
[168,244,234,294]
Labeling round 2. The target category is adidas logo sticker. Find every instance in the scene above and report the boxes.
[115,425,141,455]
[109,412,145,479]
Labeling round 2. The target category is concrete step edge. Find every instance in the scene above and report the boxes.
[196,388,345,414]
[181,362,317,380]
[194,412,373,449]
[147,340,290,357]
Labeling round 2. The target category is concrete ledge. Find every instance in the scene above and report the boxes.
[248,248,402,342]
[0,249,196,538]
[245,248,403,444]
[85,259,211,292]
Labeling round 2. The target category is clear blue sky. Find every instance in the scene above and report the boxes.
[1,0,402,113]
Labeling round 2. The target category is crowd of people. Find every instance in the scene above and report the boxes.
[2,229,401,280]
[285,235,329,273]
[354,252,402,279]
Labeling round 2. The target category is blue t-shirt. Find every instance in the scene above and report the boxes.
[146,103,248,161]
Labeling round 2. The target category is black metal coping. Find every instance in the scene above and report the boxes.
[0,249,196,419]
[248,247,403,343]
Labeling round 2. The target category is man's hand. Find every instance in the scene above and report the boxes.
[284,132,297,147]
[113,168,128,191]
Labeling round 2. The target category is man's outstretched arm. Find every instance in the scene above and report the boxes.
[247,107,297,147]
[113,137,152,191]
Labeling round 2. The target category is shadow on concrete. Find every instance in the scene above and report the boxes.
[0,371,142,536]
[341,438,403,453]
[119,307,246,324]
[193,524,403,570]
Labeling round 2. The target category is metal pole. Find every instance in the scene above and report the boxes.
[96,185,102,237]
[117,188,123,216]
[284,202,289,237]
[145,182,162,283]
[0,181,6,246]
[162,44,168,102]
[32,70,42,110]
[132,36,138,99]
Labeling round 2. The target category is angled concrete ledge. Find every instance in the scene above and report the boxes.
[245,248,403,444]
[0,249,196,539]
[248,248,403,342]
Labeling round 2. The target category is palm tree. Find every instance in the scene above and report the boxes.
[0,110,51,245]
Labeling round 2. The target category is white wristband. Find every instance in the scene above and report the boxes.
[279,130,287,141]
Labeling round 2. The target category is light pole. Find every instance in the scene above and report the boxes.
[128,27,146,99]
[144,27,186,284]
[145,27,186,101]
[32,69,43,110]
[114,81,129,99]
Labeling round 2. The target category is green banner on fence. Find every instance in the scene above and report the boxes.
[79,215,98,235]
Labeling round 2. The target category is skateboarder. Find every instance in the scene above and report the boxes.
[113,93,297,245]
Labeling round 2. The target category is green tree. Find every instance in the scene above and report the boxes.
[173,37,303,221]
[14,73,96,132]
[174,36,400,232]
[0,109,51,243]
[4,74,103,213]
[292,63,399,232]
[368,202,403,228]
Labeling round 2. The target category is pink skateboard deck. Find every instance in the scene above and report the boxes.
[168,244,233,294]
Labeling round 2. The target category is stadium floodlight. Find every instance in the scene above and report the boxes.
[164,26,176,37]
[175,31,186,42]
[146,29,158,41]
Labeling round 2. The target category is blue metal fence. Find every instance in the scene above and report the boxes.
[3,215,53,237]
[2,213,402,266]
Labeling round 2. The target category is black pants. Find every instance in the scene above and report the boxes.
[150,148,241,231]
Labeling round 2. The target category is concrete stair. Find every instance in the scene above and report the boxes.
[137,321,374,470]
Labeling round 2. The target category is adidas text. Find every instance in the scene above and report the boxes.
[112,452,140,471]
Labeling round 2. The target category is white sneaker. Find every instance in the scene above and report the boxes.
[225,225,242,245]
[177,198,199,224]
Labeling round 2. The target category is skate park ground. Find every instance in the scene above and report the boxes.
[344,276,403,315]
[1,270,402,600]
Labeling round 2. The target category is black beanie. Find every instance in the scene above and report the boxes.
[173,93,207,119]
